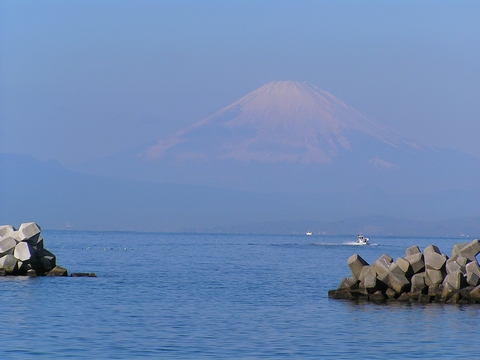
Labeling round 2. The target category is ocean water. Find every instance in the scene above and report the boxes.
[1,231,480,359]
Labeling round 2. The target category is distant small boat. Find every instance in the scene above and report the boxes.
[355,234,369,245]
[306,231,313,236]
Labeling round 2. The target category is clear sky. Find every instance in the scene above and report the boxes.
[1,0,479,165]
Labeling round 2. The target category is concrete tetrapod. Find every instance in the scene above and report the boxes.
[347,254,368,280]
[0,222,93,277]
[328,239,480,304]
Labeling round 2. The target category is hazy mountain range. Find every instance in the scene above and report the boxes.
[3,81,480,235]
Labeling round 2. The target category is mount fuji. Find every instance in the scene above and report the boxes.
[77,81,480,194]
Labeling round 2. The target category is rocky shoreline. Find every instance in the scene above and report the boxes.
[328,239,480,304]
[0,222,95,277]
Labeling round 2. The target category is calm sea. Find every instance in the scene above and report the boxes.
[1,231,479,359]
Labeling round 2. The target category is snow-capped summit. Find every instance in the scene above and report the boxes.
[144,81,418,164]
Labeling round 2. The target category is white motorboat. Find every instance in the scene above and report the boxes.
[356,234,369,245]
[306,231,313,236]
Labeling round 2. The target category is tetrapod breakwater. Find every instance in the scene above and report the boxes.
[328,239,480,304]
[0,222,95,277]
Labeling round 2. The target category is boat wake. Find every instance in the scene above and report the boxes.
[312,242,379,246]
[343,241,378,246]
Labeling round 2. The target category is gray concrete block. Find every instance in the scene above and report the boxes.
[466,272,480,287]
[347,254,368,280]
[425,251,447,271]
[446,260,461,275]
[411,273,426,293]
[358,265,376,282]
[389,262,406,276]
[5,230,21,241]
[459,239,480,262]
[18,222,41,243]
[466,261,480,278]
[0,236,17,255]
[452,242,469,259]
[387,272,410,294]
[443,270,465,290]
[406,245,421,257]
[405,253,425,274]
[425,269,445,286]
[440,283,457,303]
[14,242,32,262]
[338,277,359,290]
[0,254,17,273]
[424,244,442,256]
[395,257,413,277]
[360,274,378,294]
[0,225,15,237]
[373,254,393,275]
[377,271,389,286]
[456,256,468,266]
[469,286,480,302]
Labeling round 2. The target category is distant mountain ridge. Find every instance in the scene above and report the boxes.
[2,153,480,235]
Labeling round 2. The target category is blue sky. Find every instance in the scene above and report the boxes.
[1,0,479,165]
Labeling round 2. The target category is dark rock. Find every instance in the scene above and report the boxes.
[459,286,475,301]
[428,284,440,297]
[327,289,337,298]
[385,288,397,299]
[446,292,460,304]
[469,285,480,302]
[26,269,37,277]
[71,272,90,277]
[395,293,411,302]
[46,265,68,277]
[369,291,386,302]
[418,294,431,303]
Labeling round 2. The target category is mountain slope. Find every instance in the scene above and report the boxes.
[75,81,480,194]
[144,81,419,164]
